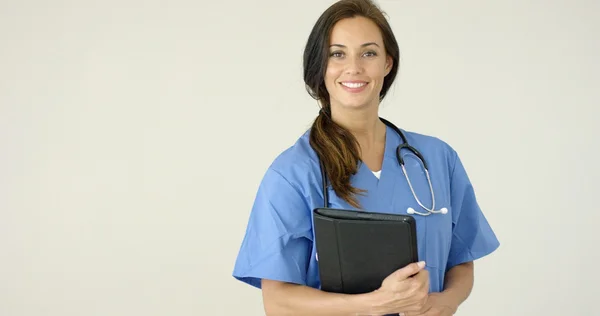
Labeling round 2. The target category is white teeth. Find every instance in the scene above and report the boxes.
[341,82,366,88]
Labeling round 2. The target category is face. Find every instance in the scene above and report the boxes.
[324,16,393,112]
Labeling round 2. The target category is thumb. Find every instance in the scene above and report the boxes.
[392,261,426,280]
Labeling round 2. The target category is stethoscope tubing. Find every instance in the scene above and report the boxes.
[318,117,447,216]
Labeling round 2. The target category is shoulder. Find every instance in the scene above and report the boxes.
[401,128,454,151]
[260,129,322,199]
[400,128,459,166]
[266,129,320,177]
[269,129,319,174]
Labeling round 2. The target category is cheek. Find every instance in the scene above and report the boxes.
[325,65,340,80]
[369,64,387,78]
[324,66,341,89]
[368,66,388,87]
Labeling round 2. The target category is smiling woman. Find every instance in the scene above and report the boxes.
[305,6,400,209]
[232,0,500,315]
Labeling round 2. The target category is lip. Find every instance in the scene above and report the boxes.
[339,81,369,93]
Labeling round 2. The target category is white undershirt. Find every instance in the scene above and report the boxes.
[372,170,381,179]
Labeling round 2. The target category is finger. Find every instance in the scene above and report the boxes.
[402,298,430,315]
[416,268,429,280]
[421,309,437,316]
[414,270,430,288]
[392,261,426,280]
[401,312,422,316]
[407,273,427,293]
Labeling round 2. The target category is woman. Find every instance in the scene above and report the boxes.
[232,0,499,315]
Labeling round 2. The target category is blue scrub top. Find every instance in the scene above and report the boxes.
[232,125,500,293]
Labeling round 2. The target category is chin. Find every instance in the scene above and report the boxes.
[337,96,377,111]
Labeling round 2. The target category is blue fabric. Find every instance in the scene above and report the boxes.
[232,125,500,293]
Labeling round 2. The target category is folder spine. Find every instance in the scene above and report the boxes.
[313,216,344,293]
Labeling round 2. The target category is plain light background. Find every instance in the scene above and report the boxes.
[1,0,599,315]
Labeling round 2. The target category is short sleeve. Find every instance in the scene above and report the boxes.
[446,151,500,271]
[232,167,313,289]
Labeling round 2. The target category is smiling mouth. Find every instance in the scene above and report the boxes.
[340,82,368,88]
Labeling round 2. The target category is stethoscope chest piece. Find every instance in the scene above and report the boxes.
[407,206,448,216]
[398,153,448,217]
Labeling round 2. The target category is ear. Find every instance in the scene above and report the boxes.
[384,55,393,76]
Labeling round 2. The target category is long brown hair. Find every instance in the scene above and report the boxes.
[304,0,400,208]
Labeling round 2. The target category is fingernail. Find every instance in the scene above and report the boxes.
[418,261,425,268]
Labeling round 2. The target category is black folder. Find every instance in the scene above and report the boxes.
[313,208,419,294]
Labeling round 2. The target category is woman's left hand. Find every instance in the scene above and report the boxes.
[404,292,457,316]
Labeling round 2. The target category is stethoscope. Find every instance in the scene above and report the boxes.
[319,117,448,216]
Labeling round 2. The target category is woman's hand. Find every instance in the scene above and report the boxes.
[366,261,430,315]
[405,292,457,316]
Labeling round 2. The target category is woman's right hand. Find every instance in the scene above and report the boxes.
[369,261,430,316]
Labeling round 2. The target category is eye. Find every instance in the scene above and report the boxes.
[330,51,344,58]
[364,51,378,57]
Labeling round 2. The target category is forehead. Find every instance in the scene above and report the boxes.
[329,16,384,46]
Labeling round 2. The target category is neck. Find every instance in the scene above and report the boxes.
[330,104,386,150]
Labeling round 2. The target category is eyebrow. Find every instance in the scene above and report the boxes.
[329,42,380,48]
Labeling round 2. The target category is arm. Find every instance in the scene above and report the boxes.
[411,262,474,315]
[438,261,474,313]
[261,261,430,316]
[432,149,499,312]
[233,168,383,315]
[262,280,377,316]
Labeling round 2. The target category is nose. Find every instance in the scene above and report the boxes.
[344,55,363,75]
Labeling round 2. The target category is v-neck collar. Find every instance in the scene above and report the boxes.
[359,125,394,175]
[377,124,398,187]
[353,124,401,212]
[357,124,397,180]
